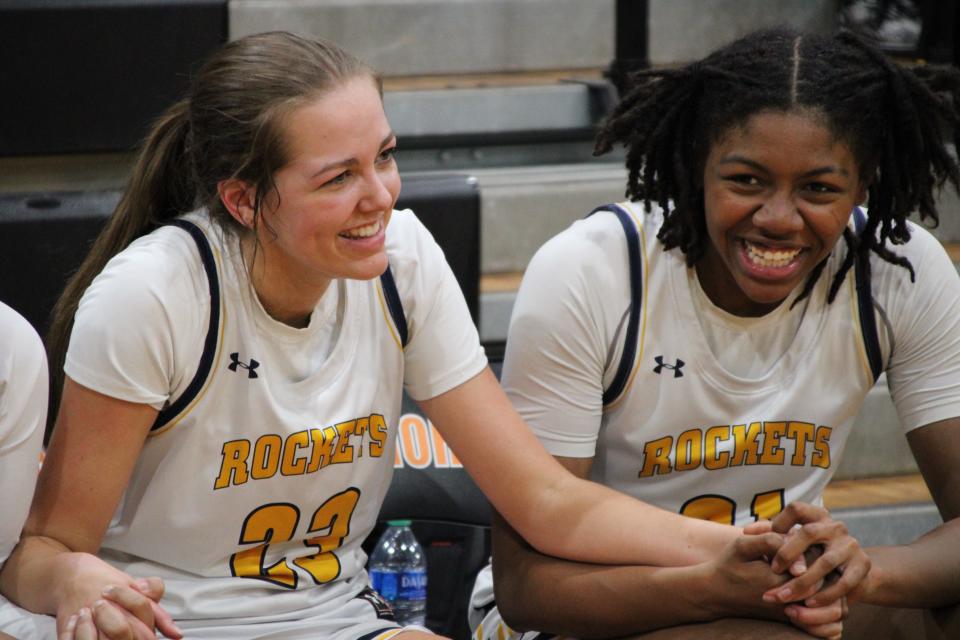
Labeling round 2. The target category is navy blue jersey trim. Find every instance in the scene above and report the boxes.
[152,219,221,431]
[355,627,401,640]
[380,265,408,348]
[852,207,883,382]
[589,204,643,405]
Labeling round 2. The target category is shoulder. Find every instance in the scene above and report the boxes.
[380,208,450,307]
[511,203,644,363]
[67,221,216,405]
[70,221,212,370]
[0,301,46,401]
[523,202,655,299]
[0,301,47,437]
[0,301,44,369]
[884,220,945,262]
[869,220,954,290]
[80,222,210,317]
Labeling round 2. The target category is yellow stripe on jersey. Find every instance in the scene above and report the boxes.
[847,268,875,383]
[151,242,228,437]
[376,280,404,351]
[371,629,406,640]
[604,204,650,411]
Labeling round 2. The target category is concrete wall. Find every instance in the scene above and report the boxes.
[230,0,615,75]
[647,0,838,65]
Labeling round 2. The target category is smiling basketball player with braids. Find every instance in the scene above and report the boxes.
[472,27,960,640]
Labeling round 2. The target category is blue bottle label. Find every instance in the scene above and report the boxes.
[398,569,427,600]
[370,569,399,601]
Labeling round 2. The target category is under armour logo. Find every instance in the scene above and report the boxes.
[653,355,684,378]
[228,352,260,379]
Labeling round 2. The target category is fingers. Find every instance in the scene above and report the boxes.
[731,531,785,562]
[101,586,155,630]
[131,578,165,603]
[742,520,773,535]
[54,568,173,640]
[805,558,870,607]
[788,552,808,577]
[770,518,848,575]
[773,536,868,604]
[786,599,846,640]
[90,600,138,640]
[130,577,181,639]
[71,582,176,640]
[785,599,844,626]
[149,600,183,639]
[73,608,98,640]
[59,613,78,640]
[769,501,830,534]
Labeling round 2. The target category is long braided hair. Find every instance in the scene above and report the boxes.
[595,27,960,304]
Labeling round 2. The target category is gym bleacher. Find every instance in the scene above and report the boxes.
[0,1,953,638]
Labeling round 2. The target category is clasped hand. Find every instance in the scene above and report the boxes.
[745,502,870,640]
[55,553,181,640]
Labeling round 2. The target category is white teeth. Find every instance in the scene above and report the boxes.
[340,221,380,239]
[745,241,801,267]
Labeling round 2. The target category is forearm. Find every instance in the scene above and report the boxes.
[495,550,718,637]
[860,519,960,608]
[422,371,739,568]
[491,512,785,638]
[524,474,738,567]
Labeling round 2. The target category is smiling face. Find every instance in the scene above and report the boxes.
[696,109,867,317]
[249,75,400,322]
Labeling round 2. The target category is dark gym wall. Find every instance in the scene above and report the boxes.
[0,0,227,155]
[0,174,481,337]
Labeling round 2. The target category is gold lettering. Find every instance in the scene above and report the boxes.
[680,495,736,524]
[251,434,282,480]
[214,439,250,489]
[675,428,703,471]
[280,430,310,476]
[307,426,338,472]
[639,436,673,477]
[368,414,388,458]
[704,426,731,470]
[331,420,356,464]
[730,423,762,466]
[760,422,786,465]
[751,489,785,521]
[786,421,815,466]
[812,426,832,468]
[353,417,370,458]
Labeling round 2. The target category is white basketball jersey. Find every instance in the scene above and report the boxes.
[589,202,882,525]
[97,214,408,624]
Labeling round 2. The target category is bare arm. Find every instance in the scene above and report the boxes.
[855,417,960,608]
[0,377,180,639]
[489,456,801,638]
[419,368,739,568]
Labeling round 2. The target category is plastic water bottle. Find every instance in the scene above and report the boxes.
[369,520,428,626]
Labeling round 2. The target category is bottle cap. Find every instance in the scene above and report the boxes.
[387,519,413,526]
